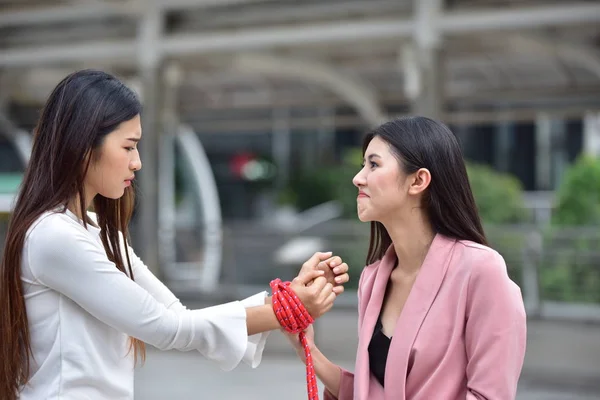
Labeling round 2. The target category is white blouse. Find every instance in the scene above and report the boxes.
[19,209,269,399]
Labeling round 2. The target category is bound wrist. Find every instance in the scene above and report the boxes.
[298,343,319,365]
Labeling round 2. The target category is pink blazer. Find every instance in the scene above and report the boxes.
[325,234,527,400]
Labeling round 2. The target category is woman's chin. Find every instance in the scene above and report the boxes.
[357,210,372,223]
[99,189,125,200]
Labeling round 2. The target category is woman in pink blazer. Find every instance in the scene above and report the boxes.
[287,116,527,399]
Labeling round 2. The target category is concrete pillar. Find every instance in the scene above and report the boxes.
[411,47,443,120]
[551,118,567,188]
[535,113,552,190]
[157,63,182,274]
[495,111,514,173]
[410,0,444,120]
[134,0,164,277]
[536,113,567,190]
[583,111,600,157]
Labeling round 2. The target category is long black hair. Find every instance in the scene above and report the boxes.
[0,69,145,398]
[363,116,487,265]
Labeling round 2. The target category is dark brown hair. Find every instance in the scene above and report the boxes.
[0,69,145,398]
[363,116,488,265]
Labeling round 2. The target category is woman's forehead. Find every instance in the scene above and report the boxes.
[110,116,142,139]
[365,137,391,156]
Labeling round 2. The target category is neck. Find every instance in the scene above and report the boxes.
[67,200,86,220]
[68,188,95,220]
[382,208,435,275]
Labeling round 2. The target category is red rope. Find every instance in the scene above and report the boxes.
[270,278,319,400]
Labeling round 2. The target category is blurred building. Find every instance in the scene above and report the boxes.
[0,0,599,259]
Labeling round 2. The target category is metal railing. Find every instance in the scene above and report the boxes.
[210,220,600,323]
[2,216,599,323]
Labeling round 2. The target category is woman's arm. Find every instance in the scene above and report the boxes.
[286,261,368,399]
[127,242,277,366]
[26,219,334,371]
[128,242,348,315]
[128,243,346,336]
[311,346,345,399]
[465,251,527,400]
[128,236,348,366]
[286,327,354,400]
[246,269,332,336]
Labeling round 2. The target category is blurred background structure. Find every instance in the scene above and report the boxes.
[0,0,599,398]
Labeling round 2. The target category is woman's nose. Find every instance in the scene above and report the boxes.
[352,170,365,188]
[131,157,142,172]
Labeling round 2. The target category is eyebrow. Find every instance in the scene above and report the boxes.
[126,137,141,143]
[363,153,381,161]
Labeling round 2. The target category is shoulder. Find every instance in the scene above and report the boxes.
[26,211,105,280]
[28,211,82,237]
[455,242,525,323]
[455,240,506,268]
[454,240,512,287]
[27,211,91,253]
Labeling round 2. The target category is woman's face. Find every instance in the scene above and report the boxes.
[352,136,411,223]
[84,115,142,201]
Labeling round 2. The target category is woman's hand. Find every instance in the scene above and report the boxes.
[291,275,336,320]
[299,252,350,295]
[283,325,315,365]
[288,251,350,320]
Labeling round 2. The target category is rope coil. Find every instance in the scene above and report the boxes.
[270,278,319,400]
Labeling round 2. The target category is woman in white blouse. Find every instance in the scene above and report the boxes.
[0,69,349,400]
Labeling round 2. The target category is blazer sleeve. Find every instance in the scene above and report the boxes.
[465,251,527,400]
[324,369,355,400]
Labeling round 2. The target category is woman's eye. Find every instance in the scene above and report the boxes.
[360,161,377,169]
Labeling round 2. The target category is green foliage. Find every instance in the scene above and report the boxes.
[279,148,360,218]
[551,155,600,226]
[538,231,600,303]
[282,153,531,225]
[277,151,600,304]
[466,162,528,224]
[542,155,600,304]
[485,229,525,290]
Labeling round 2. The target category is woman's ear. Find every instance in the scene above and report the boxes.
[408,168,431,195]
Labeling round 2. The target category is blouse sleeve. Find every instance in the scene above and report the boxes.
[127,244,270,367]
[465,251,527,400]
[27,219,268,371]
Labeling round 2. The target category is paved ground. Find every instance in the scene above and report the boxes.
[135,351,598,400]
[134,305,600,399]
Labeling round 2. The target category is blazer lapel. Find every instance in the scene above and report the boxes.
[355,246,397,400]
[384,233,457,400]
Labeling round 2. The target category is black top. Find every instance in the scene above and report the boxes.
[368,316,392,387]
